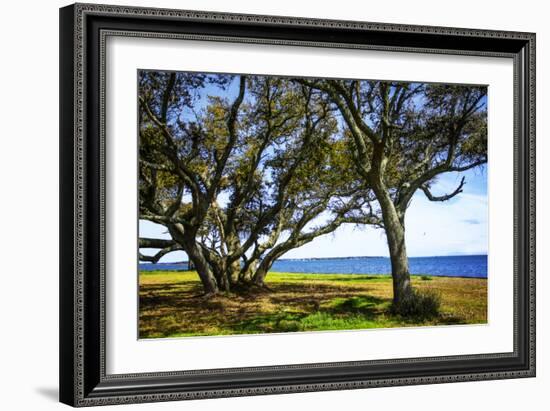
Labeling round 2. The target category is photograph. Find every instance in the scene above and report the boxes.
[137,70,488,339]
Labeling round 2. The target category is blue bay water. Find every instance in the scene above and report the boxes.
[139,255,487,278]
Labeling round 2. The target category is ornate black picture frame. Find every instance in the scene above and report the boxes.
[59,3,535,407]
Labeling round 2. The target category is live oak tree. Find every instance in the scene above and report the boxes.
[138,72,376,295]
[298,78,487,312]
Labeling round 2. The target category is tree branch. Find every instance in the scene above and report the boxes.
[160,73,176,123]
[450,160,486,172]
[420,176,465,202]
[207,75,246,201]
[139,243,183,264]
[139,238,177,249]
[294,79,373,179]
[139,95,204,204]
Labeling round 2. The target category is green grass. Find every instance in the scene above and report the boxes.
[139,271,487,338]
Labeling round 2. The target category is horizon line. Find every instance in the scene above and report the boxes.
[139,253,488,264]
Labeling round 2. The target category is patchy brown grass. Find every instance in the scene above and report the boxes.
[139,271,487,338]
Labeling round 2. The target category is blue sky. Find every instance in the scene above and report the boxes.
[140,74,488,261]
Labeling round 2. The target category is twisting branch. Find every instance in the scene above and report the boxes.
[420,176,466,202]
[396,154,485,212]
[294,79,373,180]
[327,80,381,144]
[224,91,331,263]
[160,73,176,123]
[139,238,177,249]
[139,243,183,264]
[140,213,179,225]
[207,75,246,200]
[139,95,204,204]
[450,160,486,172]
[139,159,173,172]
[164,183,185,217]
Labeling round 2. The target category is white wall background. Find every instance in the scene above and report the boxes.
[0,0,545,409]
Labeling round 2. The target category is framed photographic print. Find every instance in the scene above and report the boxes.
[59,3,536,407]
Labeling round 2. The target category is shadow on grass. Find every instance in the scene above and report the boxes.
[138,273,483,337]
[140,283,203,307]
[274,275,390,282]
[232,311,306,333]
[230,295,393,334]
[326,295,387,314]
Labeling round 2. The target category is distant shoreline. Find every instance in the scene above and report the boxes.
[139,254,488,279]
[277,254,487,261]
[140,254,488,265]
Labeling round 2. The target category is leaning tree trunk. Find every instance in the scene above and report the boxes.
[168,224,220,296]
[252,260,270,287]
[184,241,220,295]
[228,260,241,286]
[376,190,413,307]
[226,237,243,287]
[385,217,413,305]
[251,246,290,287]
[240,259,258,283]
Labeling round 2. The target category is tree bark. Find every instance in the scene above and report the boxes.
[184,241,220,295]
[168,224,220,296]
[224,234,243,286]
[252,262,269,286]
[252,250,283,287]
[241,259,258,283]
[228,260,241,285]
[376,189,413,306]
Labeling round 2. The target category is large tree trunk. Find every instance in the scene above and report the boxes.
[241,259,258,283]
[385,216,413,305]
[376,190,413,306]
[184,241,220,295]
[223,233,243,287]
[252,261,270,286]
[228,260,241,285]
[251,247,288,287]
[168,224,220,295]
